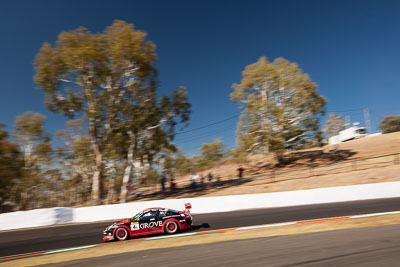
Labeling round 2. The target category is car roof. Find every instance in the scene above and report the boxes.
[142,207,166,212]
[140,207,182,214]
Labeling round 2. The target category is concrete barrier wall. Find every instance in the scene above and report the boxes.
[0,208,73,230]
[1,181,400,230]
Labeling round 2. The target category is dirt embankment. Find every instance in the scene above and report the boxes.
[130,132,400,200]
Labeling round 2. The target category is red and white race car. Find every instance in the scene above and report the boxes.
[103,203,192,241]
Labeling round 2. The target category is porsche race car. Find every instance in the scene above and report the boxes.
[103,203,192,241]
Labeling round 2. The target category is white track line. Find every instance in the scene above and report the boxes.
[45,245,96,255]
[350,210,400,219]
[236,222,295,231]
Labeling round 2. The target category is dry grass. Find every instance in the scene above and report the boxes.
[4,214,400,267]
[182,131,400,181]
[129,132,400,201]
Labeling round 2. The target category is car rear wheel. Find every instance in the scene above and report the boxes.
[115,227,128,241]
[165,221,179,234]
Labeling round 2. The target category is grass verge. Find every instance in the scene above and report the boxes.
[2,213,400,267]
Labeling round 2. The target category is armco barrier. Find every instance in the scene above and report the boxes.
[1,181,400,230]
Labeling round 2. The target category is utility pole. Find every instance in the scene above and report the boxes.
[364,107,372,134]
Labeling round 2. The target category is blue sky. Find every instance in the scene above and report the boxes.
[0,0,399,155]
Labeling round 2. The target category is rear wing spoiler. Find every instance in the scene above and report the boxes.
[185,202,192,213]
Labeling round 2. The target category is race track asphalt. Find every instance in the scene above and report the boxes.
[43,224,400,267]
[1,197,400,258]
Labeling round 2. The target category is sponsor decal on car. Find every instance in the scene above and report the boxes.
[131,221,163,231]
[140,221,163,229]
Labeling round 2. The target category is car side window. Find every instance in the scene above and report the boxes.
[167,211,178,216]
[159,211,167,217]
[141,210,157,219]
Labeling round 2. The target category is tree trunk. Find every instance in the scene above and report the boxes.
[133,159,143,185]
[75,165,90,202]
[24,144,33,168]
[120,145,134,203]
[91,144,103,205]
[261,84,270,153]
[106,177,115,203]
[120,165,131,203]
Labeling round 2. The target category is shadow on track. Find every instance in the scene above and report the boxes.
[190,223,211,231]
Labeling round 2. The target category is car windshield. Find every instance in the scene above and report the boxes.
[132,211,143,220]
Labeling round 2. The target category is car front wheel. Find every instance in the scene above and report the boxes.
[115,227,129,241]
[165,221,179,234]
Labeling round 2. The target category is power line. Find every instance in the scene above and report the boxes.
[175,123,236,142]
[326,108,364,113]
[175,114,239,136]
[174,125,236,145]
[174,108,364,138]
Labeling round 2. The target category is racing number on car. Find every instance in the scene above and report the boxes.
[131,222,140,231]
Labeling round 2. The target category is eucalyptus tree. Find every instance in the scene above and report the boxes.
[35,21,190,204]
[13,112,51,169]
[12,112,53,209]
[34,21,158,204]
[118,86,190,203]
[0,123,22,207]
[231,57,326,161]
[200,138,227,163]
[379,116,400,134]
[322,113,346,139]
[56,119,94,203]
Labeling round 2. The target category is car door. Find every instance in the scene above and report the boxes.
[156,210,168,231]
[139,210,159,234]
